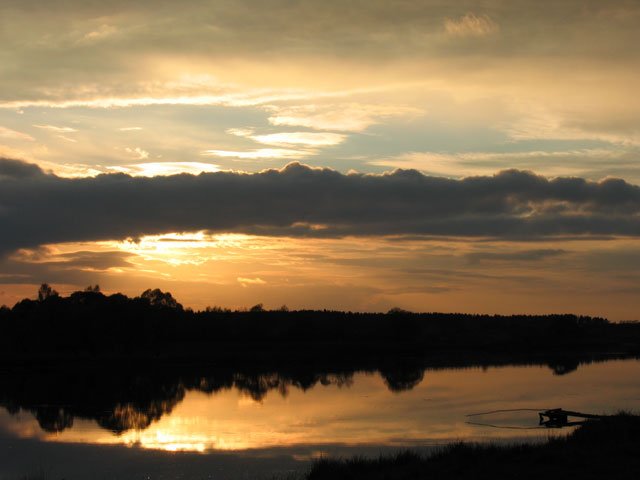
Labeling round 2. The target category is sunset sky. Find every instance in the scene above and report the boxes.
[1,0,639,319]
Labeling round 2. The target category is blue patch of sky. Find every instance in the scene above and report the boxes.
[307,115,623,175]
[332,120,508,160]
[0,105,274,167]
[1,103,623,176]
[357,119,616,157]
[14,104,268,134]
[491,138,616,155]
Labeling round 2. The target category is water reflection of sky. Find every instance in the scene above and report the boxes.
[3,360,640,455]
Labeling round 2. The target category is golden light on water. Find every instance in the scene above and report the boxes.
[3,361,638,454]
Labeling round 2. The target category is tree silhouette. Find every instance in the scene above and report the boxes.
[37,283,58,302]
[250,303,265,312]
[387,307,411,315]
[140,288,182,309]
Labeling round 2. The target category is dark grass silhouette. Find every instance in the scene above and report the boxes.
[305,413,640,480]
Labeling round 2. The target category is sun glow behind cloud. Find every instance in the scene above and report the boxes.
[3,231,640,320]
[248,132,346,147]
[108,162,221,177]
[202,148,311,159]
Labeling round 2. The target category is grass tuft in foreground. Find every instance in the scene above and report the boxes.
[306,413,640,479]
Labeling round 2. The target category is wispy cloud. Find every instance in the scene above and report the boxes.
[0,126,34,141]
[444,13,498,37]
[202,148,311,159]
[226,128,346,146]
[33,125,78,133]
[124,147,149,160]
[249,132,346,147]
[237,276,266,286]
[465,249,567,265]
[5,96,230,110]
[266,103,421,132]
[82,24,118,42]
[0,84,415,112]
[226,128,254,137]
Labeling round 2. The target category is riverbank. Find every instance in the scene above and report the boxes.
[305,413,640,479]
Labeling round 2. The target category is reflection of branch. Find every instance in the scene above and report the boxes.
[537,408,604,428]
[466,407,598,430]
[466,408,552,417]
[465,421,547,430]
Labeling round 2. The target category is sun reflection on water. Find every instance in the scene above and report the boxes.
[2,361,638,454]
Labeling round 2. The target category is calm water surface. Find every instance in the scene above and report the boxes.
[1,359,639,479]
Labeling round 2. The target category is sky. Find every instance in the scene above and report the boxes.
[1,0,639,319]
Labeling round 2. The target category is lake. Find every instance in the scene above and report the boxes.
[1,358,639,479]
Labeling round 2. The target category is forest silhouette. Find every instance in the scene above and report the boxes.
[1,284,638,361]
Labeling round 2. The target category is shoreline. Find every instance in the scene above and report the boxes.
[303,413,640,479]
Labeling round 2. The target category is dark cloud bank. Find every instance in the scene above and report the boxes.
[1,158,639,255]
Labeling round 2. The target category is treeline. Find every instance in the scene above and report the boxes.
[1,284,638,361]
